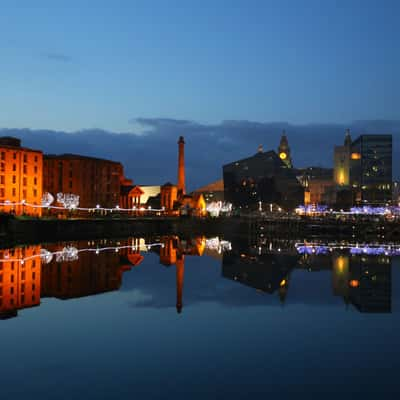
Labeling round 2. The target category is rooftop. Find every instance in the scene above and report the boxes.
[44,153,121,165]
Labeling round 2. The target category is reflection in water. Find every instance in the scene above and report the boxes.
[0,236,396,319]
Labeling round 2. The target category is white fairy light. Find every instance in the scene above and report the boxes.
[57,193,80,210]
[55,246,79,262]
[40,248,53,264]
[41,192,54,207]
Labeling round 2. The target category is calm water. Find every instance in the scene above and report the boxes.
[1,236,399,399]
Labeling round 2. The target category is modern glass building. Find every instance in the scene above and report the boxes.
[223,150,304,211]
[350,135,392,205]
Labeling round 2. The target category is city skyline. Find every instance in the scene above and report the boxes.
[1,120,399,190]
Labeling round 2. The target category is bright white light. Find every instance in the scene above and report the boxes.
[41,192,54,207]
[206,201,232,217]
[40,249,53,264]
[55,246,79,262]
[57,193,80,210]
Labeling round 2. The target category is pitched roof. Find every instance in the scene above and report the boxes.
[193,179,224,193]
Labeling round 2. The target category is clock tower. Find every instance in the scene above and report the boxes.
[278,130,292,168]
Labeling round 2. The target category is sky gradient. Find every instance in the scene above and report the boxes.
[0,1,399,186]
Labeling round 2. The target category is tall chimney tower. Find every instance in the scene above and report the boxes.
[177,136,186,195]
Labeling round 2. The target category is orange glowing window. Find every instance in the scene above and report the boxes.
[351,153,361,160]
[349,279,359,288]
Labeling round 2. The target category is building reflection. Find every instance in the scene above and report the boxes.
[222,238,392,312]
[344,254,391,313]
[158,236,206,313]
[0,239,144,319]
[0,246,41,319]
[222,239,299,304]
[0,236,395,319]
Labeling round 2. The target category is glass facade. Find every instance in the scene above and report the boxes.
[350,135,392,205]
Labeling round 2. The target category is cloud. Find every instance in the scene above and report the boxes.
[43,52,72,63]
[1,118,399,190]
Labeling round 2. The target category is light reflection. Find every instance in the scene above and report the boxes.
[0,236,395,320]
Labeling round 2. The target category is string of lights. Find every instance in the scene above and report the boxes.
[0,200,166,213]
[0,242,164,264]
[295,242,400,256]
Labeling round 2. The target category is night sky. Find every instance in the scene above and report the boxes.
[0,1,399,189]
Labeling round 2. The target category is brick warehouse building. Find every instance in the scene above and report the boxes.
[43,154,129,209]
[0,137,43,216]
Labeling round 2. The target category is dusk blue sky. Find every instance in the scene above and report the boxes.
[0,1,399,187]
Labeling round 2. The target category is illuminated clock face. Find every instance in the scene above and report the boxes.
[279,152,287,160]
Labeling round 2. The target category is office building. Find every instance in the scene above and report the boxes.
[350,134,392,205]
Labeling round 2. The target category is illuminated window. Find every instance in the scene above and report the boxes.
[351,153,361,160]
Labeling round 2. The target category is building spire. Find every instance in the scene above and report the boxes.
[278,130,292,168]
[344,129,352,147]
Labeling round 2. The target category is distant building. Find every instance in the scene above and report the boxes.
[333,132,393,207]
[0,137,43,216]
[296,166,334,205]
[334,129,352,186]
[350,134,392,205]
[192,179,224,203]
[223,149,304,211]
[393,181,400,205]
[43,154,128,209]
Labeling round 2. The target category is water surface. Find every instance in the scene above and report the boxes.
[0,236,399,398]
